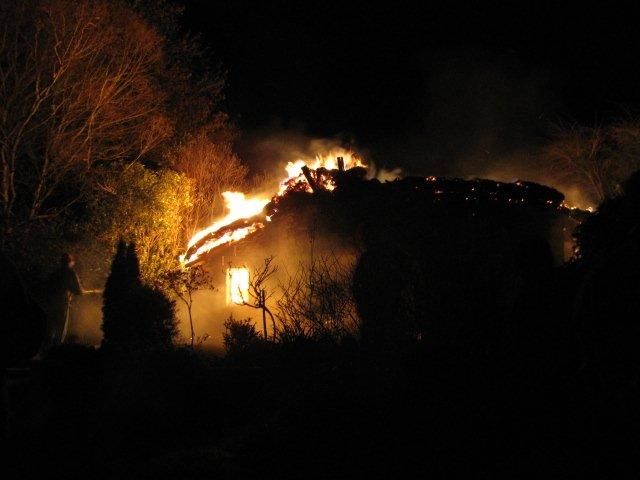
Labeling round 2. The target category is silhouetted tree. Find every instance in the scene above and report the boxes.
[541,120,640,204]
[126,243,142,284]
[222,315,263,363]
[102,241,176,352]
[102,241,135,347]
[574,170,640,390]
[277,252,359,342]
[124,284,177,349]
[237,256,278,340]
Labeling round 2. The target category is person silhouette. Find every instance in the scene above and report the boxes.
[46,253,100,348]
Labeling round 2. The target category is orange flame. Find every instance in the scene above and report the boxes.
[280,151,365,194]
[181,192,269,265]
[182,149,365,265]
[187,192,270,249]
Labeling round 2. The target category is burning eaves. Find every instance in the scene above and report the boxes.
[181,152,587,267]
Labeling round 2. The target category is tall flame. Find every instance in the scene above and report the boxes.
[181,192,270,265]
[182,149,364,265]
[187,192,270,249]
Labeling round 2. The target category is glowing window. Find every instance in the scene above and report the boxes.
[226,267,249,305]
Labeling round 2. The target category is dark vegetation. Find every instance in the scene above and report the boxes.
[102,241,177,353]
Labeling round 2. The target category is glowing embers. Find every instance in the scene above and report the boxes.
[226,267,250,305]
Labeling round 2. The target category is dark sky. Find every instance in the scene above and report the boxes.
[181,1,640,173]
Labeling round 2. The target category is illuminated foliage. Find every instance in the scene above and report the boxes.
[86,164,193,283]
[0,0,233,290]
[163,129,248,238]
[0,0,172,227]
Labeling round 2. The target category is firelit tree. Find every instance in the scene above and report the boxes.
[0,0,171,230]
[164,130,248,240]
[238,256,278,340]
[102,241,176,352]
[162,265,212,348]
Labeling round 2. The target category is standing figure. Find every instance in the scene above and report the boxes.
[46,253,97,347]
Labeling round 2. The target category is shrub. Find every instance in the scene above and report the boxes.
[223,315,263,360]
[102,242,177,352]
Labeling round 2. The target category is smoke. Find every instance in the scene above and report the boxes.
[235,127,400,185]
[374,47,598,208]
[374,167,403,182]
[233,47,597,207]
[236,128,350,172]
[178,206,361,352]
[174,287,229,354]
[462,151,596,209]
[68,295,103,346]
[67,261,110,346]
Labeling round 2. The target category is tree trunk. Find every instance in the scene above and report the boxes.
[261,290,267,340]
[188,307,195,348]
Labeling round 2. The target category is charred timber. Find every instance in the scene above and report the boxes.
[301,165,318,192]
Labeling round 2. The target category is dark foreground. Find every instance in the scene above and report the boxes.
[3,335,640,479]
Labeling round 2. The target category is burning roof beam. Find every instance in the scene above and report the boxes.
[301,165,318,193]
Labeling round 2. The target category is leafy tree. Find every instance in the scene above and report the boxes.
[163,129,247,238]
[126,0,228,141]
[86,163,193,283]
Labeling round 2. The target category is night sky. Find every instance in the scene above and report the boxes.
[182,1,640,173]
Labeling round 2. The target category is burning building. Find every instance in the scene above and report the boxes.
[180,152,588,341]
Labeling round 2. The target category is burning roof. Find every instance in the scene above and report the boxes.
[181,152,584,266]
